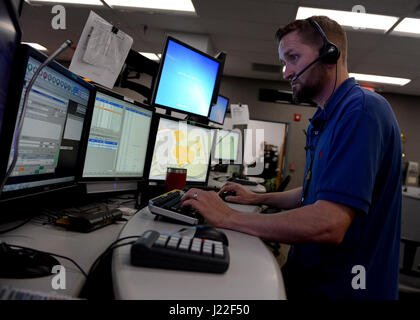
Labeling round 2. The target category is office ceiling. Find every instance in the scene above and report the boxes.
[19,0,420,96]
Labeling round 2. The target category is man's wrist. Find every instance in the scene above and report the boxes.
[252,192,264,205]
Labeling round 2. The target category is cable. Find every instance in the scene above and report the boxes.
[5,243,88,278]
[325,63,338,106]
[0,40,73,199]
[87,236,140,278]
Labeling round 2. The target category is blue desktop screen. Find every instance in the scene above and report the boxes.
[154,39,220,117]
[209,95,228,124]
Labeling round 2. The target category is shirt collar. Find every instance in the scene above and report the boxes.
[323,77,358,120]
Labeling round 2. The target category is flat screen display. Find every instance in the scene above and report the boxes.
[214,129,240,161]
[209,95,229,125]
[82,90,153,179]
[148,116,214,183]
[153,37,220,117]
[3,52,93,194]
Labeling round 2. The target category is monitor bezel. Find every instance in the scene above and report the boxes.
[78,84,156,184]
[0,0,22,179]
[147,113,215,187]
[0,44,96,202]
[151,36,221,119]
[209,94,230,125]
[213,129,241,162]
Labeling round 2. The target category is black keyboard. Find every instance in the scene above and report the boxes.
[148,190,203,225]
[131,230,229,273]
[227,177,258,186]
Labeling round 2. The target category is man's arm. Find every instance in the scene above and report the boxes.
[254,187,303,210]
[182,188,356,245]
[219,182,302,210]
[224,200,356,244]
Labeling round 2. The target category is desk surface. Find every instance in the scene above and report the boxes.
[403,186,420,199]
[208,173,266,193]
[0,202,285,300]
[0,215,127,297]
[112,206,286,300]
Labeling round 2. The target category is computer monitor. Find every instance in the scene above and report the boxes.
[151,36,221,118]
[0,0,22,181]
[148,115,215,186]
[213,129,240,162]
[209,95,229,125]
[0,45,95,201]
[80,86,154,193]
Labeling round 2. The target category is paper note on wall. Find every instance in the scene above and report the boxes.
[69,11,133,88]
[230,104,250,125]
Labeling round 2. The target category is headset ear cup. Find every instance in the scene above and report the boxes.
[320,43,340,64]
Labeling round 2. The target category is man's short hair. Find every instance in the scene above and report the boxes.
[275,16,347,66]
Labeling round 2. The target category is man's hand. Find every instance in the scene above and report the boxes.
[218,182,259,205]
[181,189,238,228]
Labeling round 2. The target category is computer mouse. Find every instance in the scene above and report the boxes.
[194,225,229,246]
[220,190,236,201]
[0,244,60,279]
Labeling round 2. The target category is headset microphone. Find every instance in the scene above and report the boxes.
[291,56,322,83]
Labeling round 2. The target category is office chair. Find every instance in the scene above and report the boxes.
[276,175,291,192]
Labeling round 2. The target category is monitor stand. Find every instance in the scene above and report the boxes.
[186,114,209,126]
[0,242,60,278]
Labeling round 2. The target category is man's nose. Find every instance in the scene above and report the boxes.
[283,66,294,82]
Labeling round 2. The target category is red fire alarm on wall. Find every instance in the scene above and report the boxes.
[294,113,301,121]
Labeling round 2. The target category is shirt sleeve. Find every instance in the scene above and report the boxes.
[315,108,383,214]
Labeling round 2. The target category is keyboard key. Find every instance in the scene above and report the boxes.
[190,245,201,253]
[214,247,224,257]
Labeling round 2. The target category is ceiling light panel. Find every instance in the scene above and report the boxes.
[392,18,420,36]
[29,0,103,5]
[22,42,48,51]
[104,0,195,13]
[139,52,161,61]
[350,73,411,86]
[296,7,398,32]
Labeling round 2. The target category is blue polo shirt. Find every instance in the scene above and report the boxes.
[282,77,402,300]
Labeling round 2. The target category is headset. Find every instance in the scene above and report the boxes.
[291,18,341,83]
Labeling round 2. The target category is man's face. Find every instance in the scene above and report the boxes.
[278,30,327,103]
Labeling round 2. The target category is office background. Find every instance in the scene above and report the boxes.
[17,0,420,190]
[2,0,420,300]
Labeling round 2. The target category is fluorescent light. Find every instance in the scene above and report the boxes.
[392,18,420,36]
[139,52,161,61]
[296,7,398,32]
[29,0,103,5]
[350,73,411,86]
[22,42,48,51]
[104,0,195,12]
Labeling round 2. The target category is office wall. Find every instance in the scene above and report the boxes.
[219,76,316,190]
[381,92,420,166]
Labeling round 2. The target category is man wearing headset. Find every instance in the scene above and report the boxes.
[181,16,402,300]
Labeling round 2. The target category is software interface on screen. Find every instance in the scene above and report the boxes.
[214,129,240,161]
[209,96,228,124]
[149,117,214,183]
[4,56,91,192]
[154,39,220,117]
[82,92,153,178]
